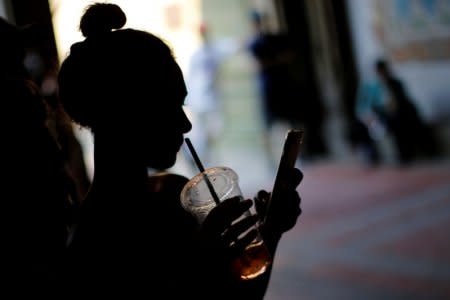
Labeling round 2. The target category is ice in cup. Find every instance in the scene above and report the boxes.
[180,166,272,280]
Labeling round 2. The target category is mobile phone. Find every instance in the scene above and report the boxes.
[264,129,303,222]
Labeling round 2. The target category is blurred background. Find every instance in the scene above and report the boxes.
[2,0,449,299]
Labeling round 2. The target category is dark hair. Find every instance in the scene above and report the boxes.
[58,3,176,129]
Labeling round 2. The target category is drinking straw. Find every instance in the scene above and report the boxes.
[185,138,221,205]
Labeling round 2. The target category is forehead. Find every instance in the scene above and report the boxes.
[156,60,187,104]
[170,61,187,100]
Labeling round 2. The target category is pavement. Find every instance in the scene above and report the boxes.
[263,159,450,300]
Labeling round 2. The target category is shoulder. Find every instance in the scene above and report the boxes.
[148,172,198,233]
[148,172,189,194]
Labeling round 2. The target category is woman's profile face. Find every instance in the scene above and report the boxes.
[127,59,192,170]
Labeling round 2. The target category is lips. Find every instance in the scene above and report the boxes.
[167,136,184,153]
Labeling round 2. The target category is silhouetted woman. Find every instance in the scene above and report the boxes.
[58,4,302,299]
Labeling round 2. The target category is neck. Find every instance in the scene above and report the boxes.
[90,133,149,195]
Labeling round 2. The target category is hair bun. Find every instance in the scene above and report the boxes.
[80,3,126,37]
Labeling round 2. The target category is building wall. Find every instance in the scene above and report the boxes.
[0,1,5,18]
[0,0,12,20]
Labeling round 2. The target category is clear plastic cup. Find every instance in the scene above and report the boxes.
[180,166,271,280]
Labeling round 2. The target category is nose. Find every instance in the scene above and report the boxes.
[181,109,192,134]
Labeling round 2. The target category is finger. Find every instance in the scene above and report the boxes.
[280,191,301,216]
[288,205,302,225]
[254,199,265,219]
[204,197,253,232]
[220,198,253,222]
[285,168,303,188]
[230,229,258,255]
[254,190,270,216]
[284,190,301,206]
[272,188,301,206]
[256,190,270,200]
[222,214,259,244]
[266,190,301,224]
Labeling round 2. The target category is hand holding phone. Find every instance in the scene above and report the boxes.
[263,129,303,223]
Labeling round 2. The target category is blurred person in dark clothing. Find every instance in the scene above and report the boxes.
[0,17,74,297]
[247,10,326,164]
[374,59,439,164]
[22,22,91,203]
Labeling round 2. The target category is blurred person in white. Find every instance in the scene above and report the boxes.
[185,22,240,165]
